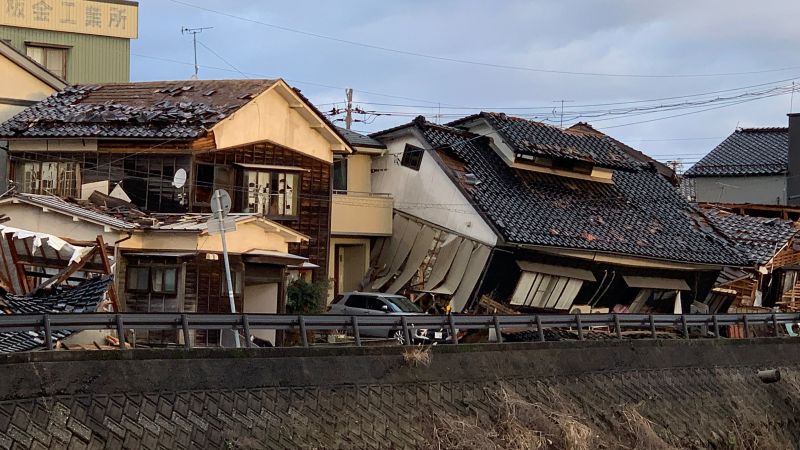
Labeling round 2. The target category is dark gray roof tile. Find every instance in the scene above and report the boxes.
[684,128,788,177]
[411,119,746,266]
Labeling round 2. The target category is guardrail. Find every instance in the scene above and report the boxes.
[2,312,800,351]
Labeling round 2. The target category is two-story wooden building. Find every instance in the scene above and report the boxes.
[0,79,351,345]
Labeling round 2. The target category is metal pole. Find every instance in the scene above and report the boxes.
[192,32,198,79]
[215,190,240,348]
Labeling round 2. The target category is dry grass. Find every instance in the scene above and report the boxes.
[618,404,676,450]
[403,345,432,367]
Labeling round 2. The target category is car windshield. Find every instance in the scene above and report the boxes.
[383,296,422,313]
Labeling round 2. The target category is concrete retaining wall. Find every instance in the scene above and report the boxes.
[1,339,799,448]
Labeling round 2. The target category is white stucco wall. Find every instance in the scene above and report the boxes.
[371,133,497,246]
[693,176,786,205]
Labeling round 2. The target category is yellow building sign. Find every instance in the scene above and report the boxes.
[0,0,138,39]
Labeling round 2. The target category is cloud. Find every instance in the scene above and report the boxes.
[132,0,800,163]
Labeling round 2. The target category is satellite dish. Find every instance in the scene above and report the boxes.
[211,189,232,217]
[172,168,187,189]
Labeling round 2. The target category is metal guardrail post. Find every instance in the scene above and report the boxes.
[772,314,779,337]
[613,314,621,339]
[400,316,411,346]
[351,316,361,347]
[713,315,720,339]
[649,315,656,339]
[681,314,689,339]
[448,314,459,345]
[576,314,584,341]
[181,314,191,349]
[242,315,253,349]
[743,315,750,338]
[115,314,126,350]
[298,316,309,348]
[42,314,53,351]
[536,315,544,342]
[493,315,503,344]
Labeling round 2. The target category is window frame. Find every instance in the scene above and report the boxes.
[17,160,81,197]
[220,270,244,296]
[25,43,69,79]
[332,156,348,192]
[125,267,151,294]
[241,169,301,218]
[151,267,179,295]
[401,144,424,171]
[125,265,180,295]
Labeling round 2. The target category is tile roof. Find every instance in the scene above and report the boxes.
[0,79,277,140]
[409,118,745,266]
[8,193,139,230]
[700,206,798,265]
[684,128,788,177]
[336,126,386,149]
[0,276,112,353]
[448,112,640,170]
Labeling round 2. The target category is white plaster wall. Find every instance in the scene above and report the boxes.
[371,134,497,246]
[693,176,786,205]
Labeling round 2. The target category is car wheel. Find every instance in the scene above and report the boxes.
[392,329,405,345]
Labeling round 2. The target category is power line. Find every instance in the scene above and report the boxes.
[167,0,800,79]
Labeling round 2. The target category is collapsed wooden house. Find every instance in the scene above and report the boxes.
[700,206,800,312]
[365,114,747,314]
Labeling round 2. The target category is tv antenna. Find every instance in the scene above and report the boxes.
[553,99,574,128]
[181,26,213,79]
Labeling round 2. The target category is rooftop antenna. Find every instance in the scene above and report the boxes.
[181,26,213,79]
[553,99,574,129]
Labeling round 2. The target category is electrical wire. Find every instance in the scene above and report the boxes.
[167,0,800,79]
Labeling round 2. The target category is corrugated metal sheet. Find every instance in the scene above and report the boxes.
[430,240,474,295]
[517,261,596,282]
[385,226,435,294]
[425,235,462,290]
[623,276,690,291]
[0,25,130,83]
[450,244,491,312]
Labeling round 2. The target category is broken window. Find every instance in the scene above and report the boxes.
[401,144,424,171]
[17,161,80,197]
[241,170,299,218]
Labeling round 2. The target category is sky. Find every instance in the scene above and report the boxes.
[131,0,800,171]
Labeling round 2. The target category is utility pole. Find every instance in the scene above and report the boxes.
[345,88,354,130]
[181,26,213,79]
[553,99,574,129]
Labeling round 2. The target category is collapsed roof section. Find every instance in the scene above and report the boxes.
[0,276,113,353]
[700,206,799,266]
[373,116,747,266]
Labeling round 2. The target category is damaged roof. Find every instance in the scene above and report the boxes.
[700,206,798,266]
[3,193,307,240]
[0,79,278,140]
[0,276,112,353]
[448,112,640,170]
[389,116,746,266]
[684,128,788,177]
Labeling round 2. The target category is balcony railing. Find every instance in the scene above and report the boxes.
[331,191,393,236]
[1,312,798,351]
